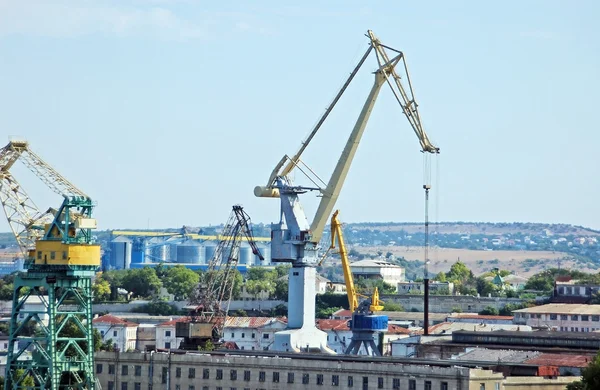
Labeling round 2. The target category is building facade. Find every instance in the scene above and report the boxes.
[513,303,600,331]
[350,259,405,290]
[93,314,139,352]
[397,281,454,295]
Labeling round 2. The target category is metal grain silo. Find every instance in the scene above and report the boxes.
[148,244,168,263]
[239,245,254,265]
[168,243,179,263]
[204,244,217,264]
[110,236,132,269]
[177,241,204,264]
[257,244,271,266]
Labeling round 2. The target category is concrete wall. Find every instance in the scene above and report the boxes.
[382,295,526,313]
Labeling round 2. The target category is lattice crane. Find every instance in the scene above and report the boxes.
[254,30,439,352]
[177,205,263,350]
[0,140,100,390]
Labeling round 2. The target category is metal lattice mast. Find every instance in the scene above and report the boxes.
[1,140,99,390]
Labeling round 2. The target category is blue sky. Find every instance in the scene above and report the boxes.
[1,0,599,232]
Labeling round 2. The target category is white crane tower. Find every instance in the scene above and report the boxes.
[254,30,439,352]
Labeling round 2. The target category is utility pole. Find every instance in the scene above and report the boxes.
[423,184,431,336]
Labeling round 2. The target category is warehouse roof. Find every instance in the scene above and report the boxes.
[513,304,600,315]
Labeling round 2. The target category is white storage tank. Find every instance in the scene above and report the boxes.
[110,236,132,269]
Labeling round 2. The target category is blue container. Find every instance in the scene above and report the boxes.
[350,314,388,331]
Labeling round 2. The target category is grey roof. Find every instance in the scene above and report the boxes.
[452,348,541,363]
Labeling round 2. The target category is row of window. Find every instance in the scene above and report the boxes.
[101,368,449,390]
[230,332,270,339]
[37,250,67,260]
[521,313,600,321]
[108,385,255,390]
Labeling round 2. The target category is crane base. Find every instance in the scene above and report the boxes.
[273,327,331,353]
[345,331,382,356]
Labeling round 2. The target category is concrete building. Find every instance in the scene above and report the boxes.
[93,314,138,352]
[326,281,347,294]
[136,324,156,352]
[397,281,454,295]
[222,317,287,351]
[155,317,185,350]
[552,279,600,303]
[350,259,405,289]
[485,274,528,291]
[513,303,600,331]
[94,350,578,390]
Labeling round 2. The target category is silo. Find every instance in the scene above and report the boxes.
[257,244,271,266]
[148,244,168,263]
[204,244,217,264]
[168,243,179,263]
[238,245,254,265]
[177,241,204,264]
[131,239,145,265]
[110,236,132,269]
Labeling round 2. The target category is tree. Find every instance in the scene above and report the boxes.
[246,279,275,298]
[273,280,288,300]
[566,350,600,389]
[132,301,180,316]
[92,277,111,302]
[383,302,404,311]
[434,272,447,282]
[479,306,499,316]
[122,267,162,298]
[163,265,200,300]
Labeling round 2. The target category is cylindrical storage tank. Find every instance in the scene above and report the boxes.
[131,250,145,265]
[177,241,204,264]
[110,236,132,269]
[204,244,217,264]
[257,244,271,266]
[168,243,179,263]
[149,244,168,263]
[238,245,254,265]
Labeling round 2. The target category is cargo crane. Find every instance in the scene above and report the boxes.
[177,205,263,350]
[0,140,100,389]
[254,30,439,352]
[321,210,387,356]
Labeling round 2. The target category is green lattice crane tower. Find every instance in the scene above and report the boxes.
[0,140,100,389]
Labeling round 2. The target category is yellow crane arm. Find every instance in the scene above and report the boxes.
[330,210,359,312]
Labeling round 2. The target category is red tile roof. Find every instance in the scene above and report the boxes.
[525,353,594,368]
[157,317,191,327]
[387,324,411,335]
[225,317,287,328]
[316,319,350,331]
[92,315,138,327]
[332,309,352,318]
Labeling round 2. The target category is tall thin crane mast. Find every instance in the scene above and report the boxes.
[255,30,439,352]
[178,205,263,350]
[0,140,100,390]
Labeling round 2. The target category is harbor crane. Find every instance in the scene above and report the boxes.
[0,140,100,389]
[254,30,439,352]
[177,205,263,350]
[322,210,387,356]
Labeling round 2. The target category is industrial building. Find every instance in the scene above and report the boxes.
[513,303,600,331]
[349,259,405,289]
[94,350,578,390]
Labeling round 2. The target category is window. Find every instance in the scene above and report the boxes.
[572,315,579,321]
[287,372,294,383]
[189,368,195,379]
[302,373,310,384]
[244,370,250,381]
[363,376,369,390]
[348,376,354,387]
[230,370,237,380]
[96,364,103,374]
[263,334,269,339]
[252,333,256,338]
[176,367,181,378]
[393,378,400,389]
[259,371,265,382]
[409,379,416,390]
[189,387,194,390]
[495,383,500,390]
[37,251,41,260]
[62,251,67,260]
[203,369,210,379]
[135,384,141,390]
[231,332,235,338]
[242,332,245,338]
[107,382,114,390]
[121,383,128,390]
[165,342,171,349]
[51,251,56,260]
[162,367,168,384]
[582,315,590,321]
[561,315,568,320]
[108,364,115,374]
[165,330,171,337]
[332,375,339,386]
[550,314,557,320]
[273,372,279,383]
[135,365,142,377]
[480,384,485,390]
[441,382,449,390]
[113,330,118,337]
[425,381,432,390]
[175,386,180,390]
[317,374,324,385]
[378,377,384,389]
[593,315,600,322]
[217,369,223,380]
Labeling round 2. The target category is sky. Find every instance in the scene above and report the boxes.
[0,0,599,232]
